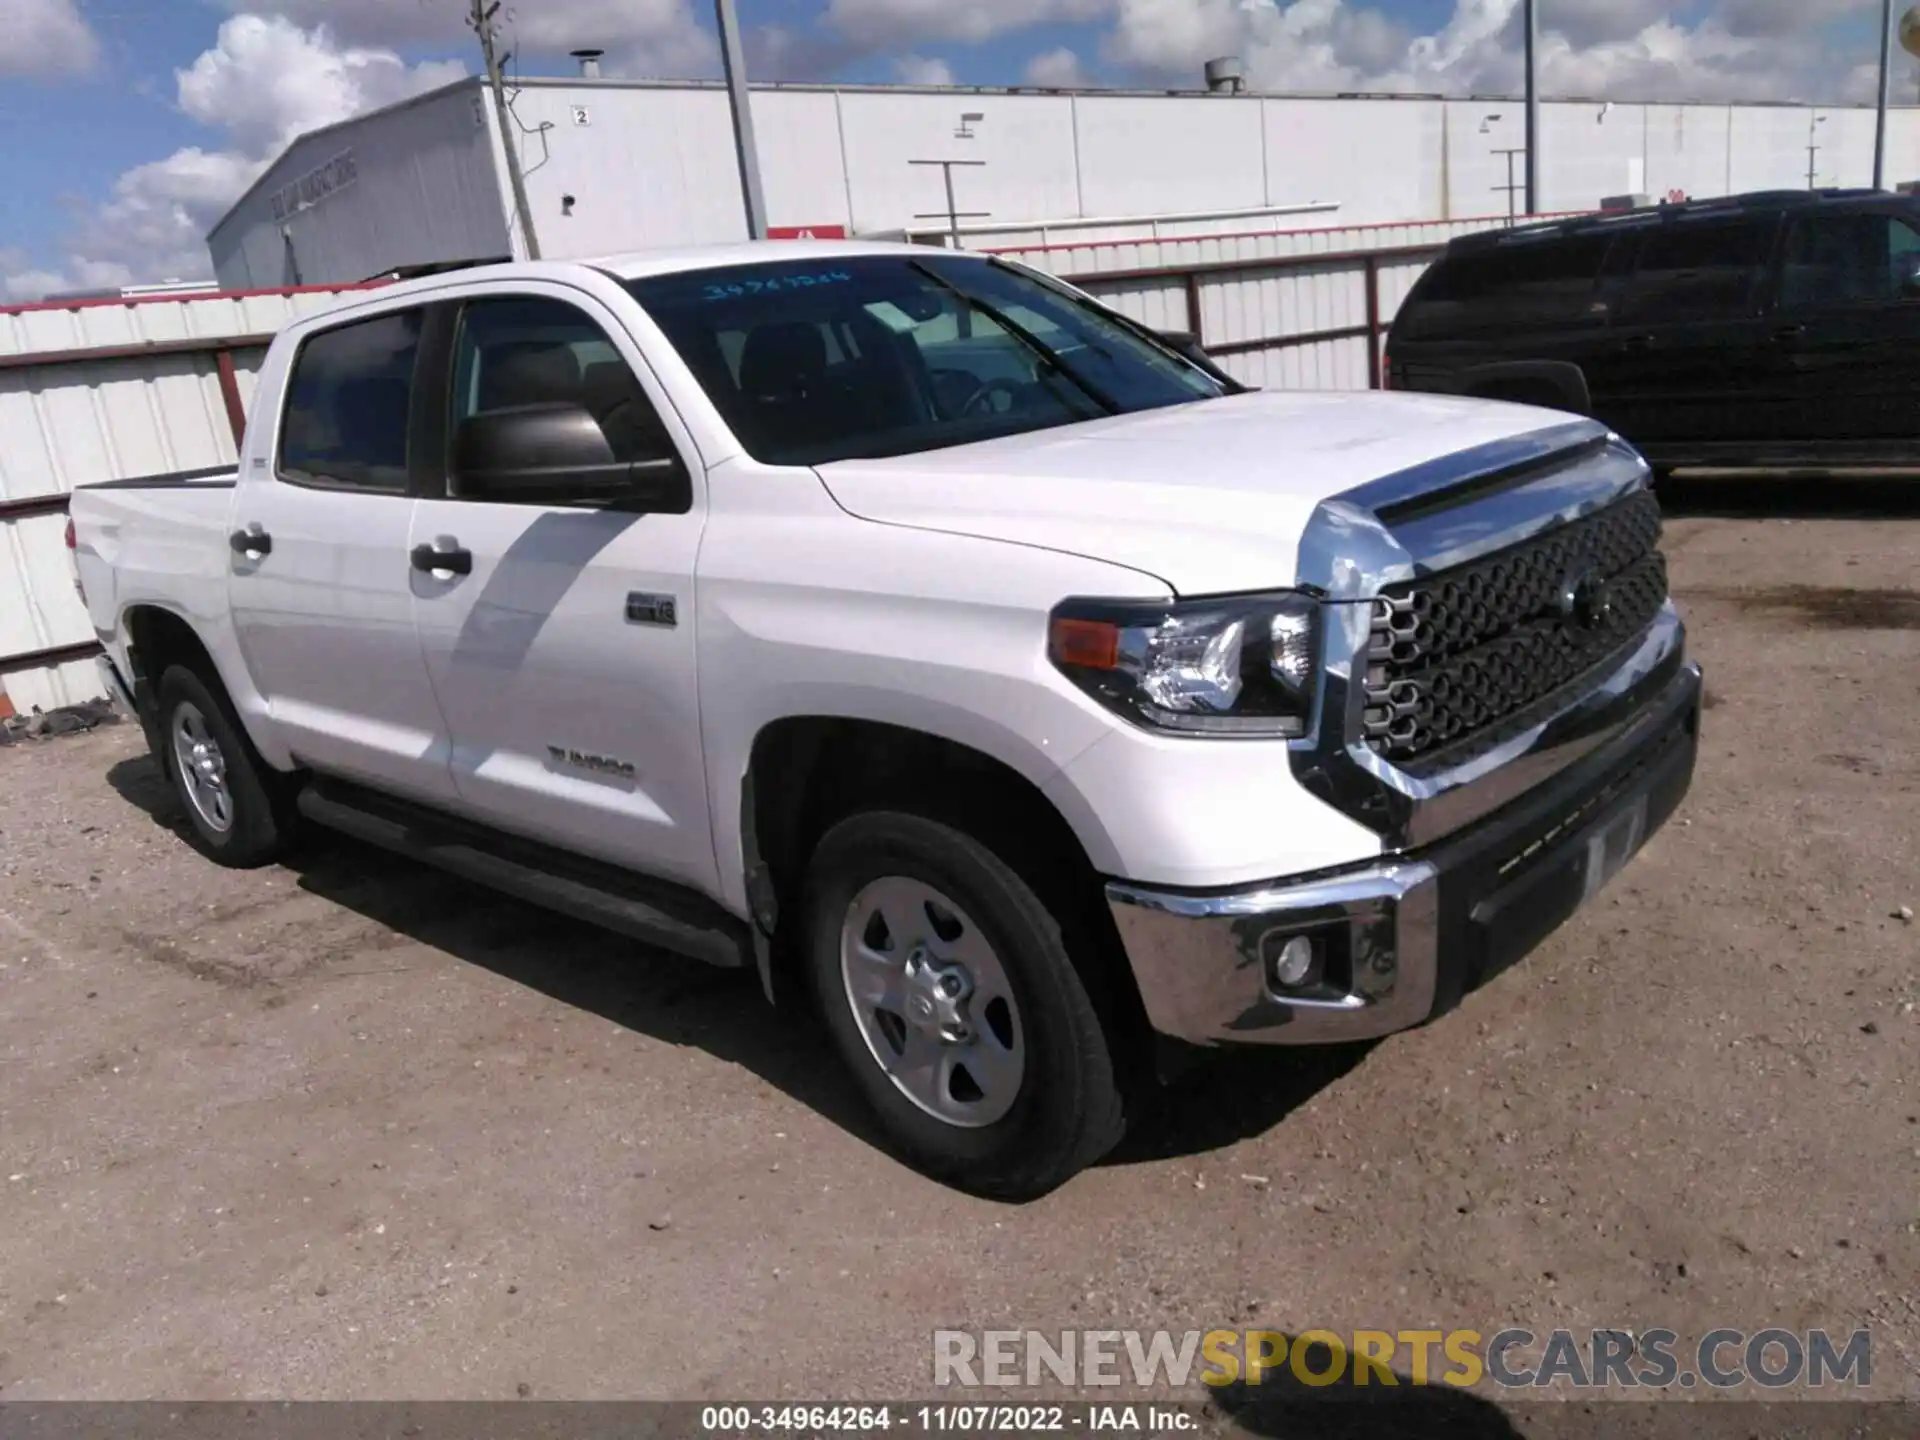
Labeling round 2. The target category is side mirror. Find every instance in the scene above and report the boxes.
[453,402,689,511]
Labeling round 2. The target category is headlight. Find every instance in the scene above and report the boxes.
[1047,592,1319,738]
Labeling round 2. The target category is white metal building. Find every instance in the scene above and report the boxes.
[209,74,1920,288]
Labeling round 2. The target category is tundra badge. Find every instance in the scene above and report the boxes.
[547,746,637,780]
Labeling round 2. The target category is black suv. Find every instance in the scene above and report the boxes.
[1387,189,1920,471]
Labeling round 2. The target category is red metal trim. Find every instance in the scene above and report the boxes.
[0,279,387,317]
[0,493,71,522]
[986,210,1589,258]
[0,332,276,374]
[1364,254,1383,391]
[0,639,101,677]
[214,349,248,445]
[1063,241,1447,288]
[1208,323,1375,358]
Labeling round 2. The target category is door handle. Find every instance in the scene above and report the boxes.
[1619,334,1654,353]
[411,541,472,577]
[1771,324,1808,344]
[229,527,271,558]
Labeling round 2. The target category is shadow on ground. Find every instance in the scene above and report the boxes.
[1209,1352,1526,1439]
[105,754,1358,1187]
[1657,470,1920,520]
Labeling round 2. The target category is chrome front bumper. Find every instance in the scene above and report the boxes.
[1107,652,1703,1048]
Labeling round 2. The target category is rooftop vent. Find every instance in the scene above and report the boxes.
[1204,56,1245,94]
[570,49,604,78]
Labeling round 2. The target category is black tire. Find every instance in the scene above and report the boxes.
[802,809,1126,1200]
[155,663,297,867]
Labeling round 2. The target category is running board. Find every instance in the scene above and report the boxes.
[296,779,752,970]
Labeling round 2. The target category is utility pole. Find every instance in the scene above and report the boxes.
[468,0,541,259]
[1523,0,1540,216]
[714,0,769,239]
[910,159,989,248]
[1874,0,1895,190]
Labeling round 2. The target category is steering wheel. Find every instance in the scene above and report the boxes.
[959,379,1025,418]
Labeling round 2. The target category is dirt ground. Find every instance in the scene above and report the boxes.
[0,475,1915,1419]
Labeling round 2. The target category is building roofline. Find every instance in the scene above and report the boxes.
[207,75,483,245]
[208,70,1919,243]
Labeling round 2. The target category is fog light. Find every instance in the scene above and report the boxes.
[1267,934,1317,989]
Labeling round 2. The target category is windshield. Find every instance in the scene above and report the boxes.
[625,254,1229,465]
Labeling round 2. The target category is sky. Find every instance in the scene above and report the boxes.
[0,0,1902,300]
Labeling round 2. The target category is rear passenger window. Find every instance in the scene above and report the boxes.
[448,296,676,499]
[1779,214,1920,307]
[1615,218,1776,323]
[1395,236,1612,339]
[278,309,422,493]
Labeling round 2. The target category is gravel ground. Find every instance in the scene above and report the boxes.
[0,477,1915,1421]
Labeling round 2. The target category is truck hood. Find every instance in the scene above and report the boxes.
[814,390,1575,595]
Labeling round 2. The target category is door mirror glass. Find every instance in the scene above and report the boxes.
[1900,255,1920,298]
[454,402,688,509]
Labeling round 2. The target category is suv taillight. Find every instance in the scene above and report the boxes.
[64,517,76,550]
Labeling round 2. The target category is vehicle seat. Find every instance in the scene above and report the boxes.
[478,341,583,412]
[581,359,671,459]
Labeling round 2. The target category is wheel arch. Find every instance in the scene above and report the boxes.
[1460,359,1593,415]
[738,715,1150,1056]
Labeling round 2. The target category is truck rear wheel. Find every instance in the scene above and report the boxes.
[802,810,1127,1200]
[156,664,296,868]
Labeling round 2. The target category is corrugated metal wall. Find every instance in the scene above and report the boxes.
[0,284,377,716]
[1004,214,1510,390]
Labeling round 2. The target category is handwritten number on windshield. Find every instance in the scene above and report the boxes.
[702,272,853,302]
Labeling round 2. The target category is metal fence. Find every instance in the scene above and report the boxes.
[999,211,1581,391]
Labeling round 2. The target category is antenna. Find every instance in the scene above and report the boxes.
[468,0,541,259]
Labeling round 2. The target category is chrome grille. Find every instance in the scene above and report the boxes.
[1364,489,1667,768]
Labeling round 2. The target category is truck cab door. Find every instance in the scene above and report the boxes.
[226,303,460,805]
[1588,215,1782,457]
[1766,208,1920,447]
[407,287,717,893]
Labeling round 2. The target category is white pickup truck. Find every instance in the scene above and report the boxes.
[70,241,1702,1198]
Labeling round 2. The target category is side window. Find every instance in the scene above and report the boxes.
[1616,218,1776,323]
[278,309,423,492]
[1394,236,1612,339]
[1779,214,1920,308]
[449,295,676,497]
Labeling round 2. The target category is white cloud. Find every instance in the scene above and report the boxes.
[894,54,957,85]
[212,0,717,77]
[1099,0,1887,101]
[1023,45,1094,87]
[7,16,465,298]
[178,15,466,154]
[0,0,97,77]
[827,0,1113,49]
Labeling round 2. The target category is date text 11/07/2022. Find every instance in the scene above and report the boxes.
[699,1406,1197,1433]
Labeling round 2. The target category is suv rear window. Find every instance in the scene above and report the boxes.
[1395,235,1613,340]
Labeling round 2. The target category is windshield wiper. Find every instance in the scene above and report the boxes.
[906,260,1121,416]
[985,256,1249,395]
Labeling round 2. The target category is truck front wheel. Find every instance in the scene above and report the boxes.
[802,810,1127,1200]
[155,664,296,868]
